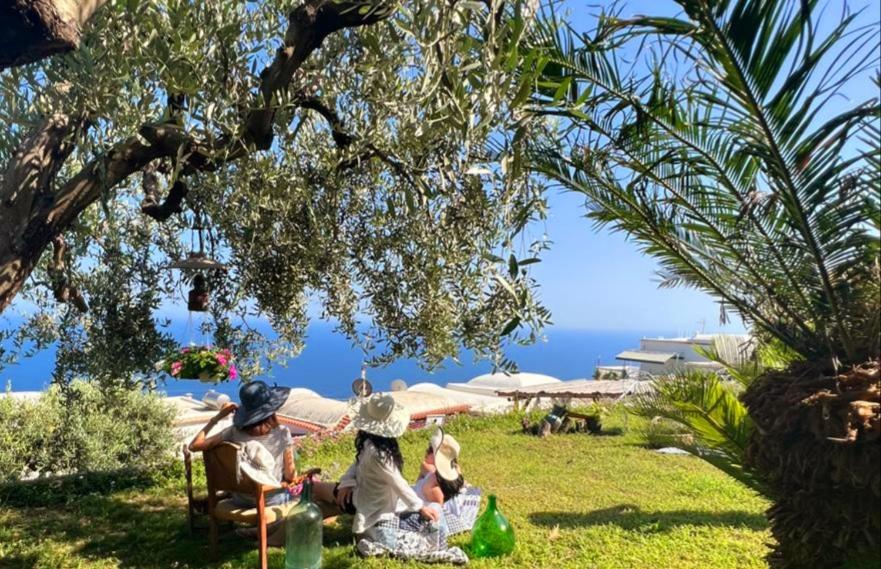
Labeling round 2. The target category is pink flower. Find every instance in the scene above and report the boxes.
[170,361,183,376]
[216,354,228,367]
[229,365,238,380]
[221,348,232,357]
[181,347,190,353]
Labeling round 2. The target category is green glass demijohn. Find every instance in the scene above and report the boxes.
[470,494,515,558]
[285,479,322,569]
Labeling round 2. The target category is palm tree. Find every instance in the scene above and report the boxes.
[527,1,880,566]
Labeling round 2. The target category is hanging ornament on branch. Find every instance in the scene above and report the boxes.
[164,208,226,312]
[158,199,235,383]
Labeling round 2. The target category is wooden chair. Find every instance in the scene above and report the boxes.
[201,441,288,569]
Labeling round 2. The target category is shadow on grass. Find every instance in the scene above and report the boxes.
[508,427,626,437]
[0,551,41,569]
[2,492,369,569]
[0,463,182,508]
[529,504,767,532]
[2,493,255,568]
[589,427,624,437]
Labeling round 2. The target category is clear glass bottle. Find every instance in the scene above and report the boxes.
[285,479,322,569]
[470,494,515,558]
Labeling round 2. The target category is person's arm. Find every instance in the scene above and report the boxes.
[282,445,296,483]
[419,456,436,479]
[278,426,296,483]
[338,460,358,488]
[333,461,358,508]
[188,402,237,452]
[382,463,439,521]
[422,474,445,505]
[384,462,424,511]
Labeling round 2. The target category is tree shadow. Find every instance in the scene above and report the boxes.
[529,504,767,533]
[1,491,372,568]
[0,463,182,508]
[3,493,251,567]
[0,550,41,569]
[589,427,624,437]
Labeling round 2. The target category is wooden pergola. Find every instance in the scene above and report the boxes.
[496,379,640,411]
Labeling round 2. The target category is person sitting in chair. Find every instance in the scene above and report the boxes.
[189,381,295,508]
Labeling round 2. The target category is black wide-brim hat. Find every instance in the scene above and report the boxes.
[233,380,291,429]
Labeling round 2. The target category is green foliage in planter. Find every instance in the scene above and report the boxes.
[641,417,694,450]
[159,346,237,381]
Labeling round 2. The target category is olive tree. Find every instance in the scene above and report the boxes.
[0,0,551,385]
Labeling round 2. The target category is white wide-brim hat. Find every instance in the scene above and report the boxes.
[429,427,461,481]
[349,393,410,438]
[238,441,281,489]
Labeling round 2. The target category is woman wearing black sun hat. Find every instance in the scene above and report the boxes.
[189,380,296,507]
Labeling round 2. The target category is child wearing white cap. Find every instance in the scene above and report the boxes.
[415,427,465,506]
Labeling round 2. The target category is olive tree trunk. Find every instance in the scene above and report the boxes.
[0,0,107,69]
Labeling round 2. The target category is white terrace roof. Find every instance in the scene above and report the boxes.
[446,371,562,395]
[495,379,639,399]
[278,390,348,429]
[388,390,471,418]
[468,372,562,388]
[407,382,513,414]
[616,350,680,364]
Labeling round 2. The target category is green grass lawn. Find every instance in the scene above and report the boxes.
[0,411,772,568]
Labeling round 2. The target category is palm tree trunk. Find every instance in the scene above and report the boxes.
[742,361,880,568]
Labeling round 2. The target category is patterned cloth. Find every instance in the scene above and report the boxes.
[357,538,469,565]
[443,486,482,535]
[357,505,469,565]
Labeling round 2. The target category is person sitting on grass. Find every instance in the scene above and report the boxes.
[415,427,465,506]
[189,381,295,509]
[313,393,468,564]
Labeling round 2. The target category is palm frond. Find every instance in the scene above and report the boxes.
[631,370,766,493]
[527,1,881,365]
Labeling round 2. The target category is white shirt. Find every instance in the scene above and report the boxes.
[220,425,292,484]
[338,440,424,534]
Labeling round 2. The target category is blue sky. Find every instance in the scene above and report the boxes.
[531,0,879,334]
[522,189,742,333]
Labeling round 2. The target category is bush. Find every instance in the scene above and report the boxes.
[0,381,176,483]
[641,416,694,449]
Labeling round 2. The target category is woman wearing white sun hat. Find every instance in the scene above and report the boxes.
[313,393,468,563]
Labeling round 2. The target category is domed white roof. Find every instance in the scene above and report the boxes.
[408,382,514,414]
[278,393,348,428]
[285,388,321,400]
[466,372,561,389]
[408,382,447,393]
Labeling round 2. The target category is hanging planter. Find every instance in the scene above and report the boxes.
[156,346,238,383]
[156,208,233,384]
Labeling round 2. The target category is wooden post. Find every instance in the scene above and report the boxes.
[183,444,195,535]
[257,488,268,569]
[207,491,219,560]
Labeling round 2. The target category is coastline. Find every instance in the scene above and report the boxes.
[2,327,665,399]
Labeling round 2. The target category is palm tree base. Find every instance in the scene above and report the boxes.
[742,360,880,568]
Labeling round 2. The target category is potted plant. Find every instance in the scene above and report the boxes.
[585,402,609,434]
[156,346,238,383]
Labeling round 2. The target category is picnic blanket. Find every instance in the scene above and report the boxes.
[444,486,482,535]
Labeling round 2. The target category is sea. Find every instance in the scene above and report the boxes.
[2,324,669,401]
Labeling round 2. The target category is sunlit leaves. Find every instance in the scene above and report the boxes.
[0,0,552,381]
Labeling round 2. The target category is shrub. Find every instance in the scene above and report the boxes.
[641,416,694,449]
[0,381,176,483]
